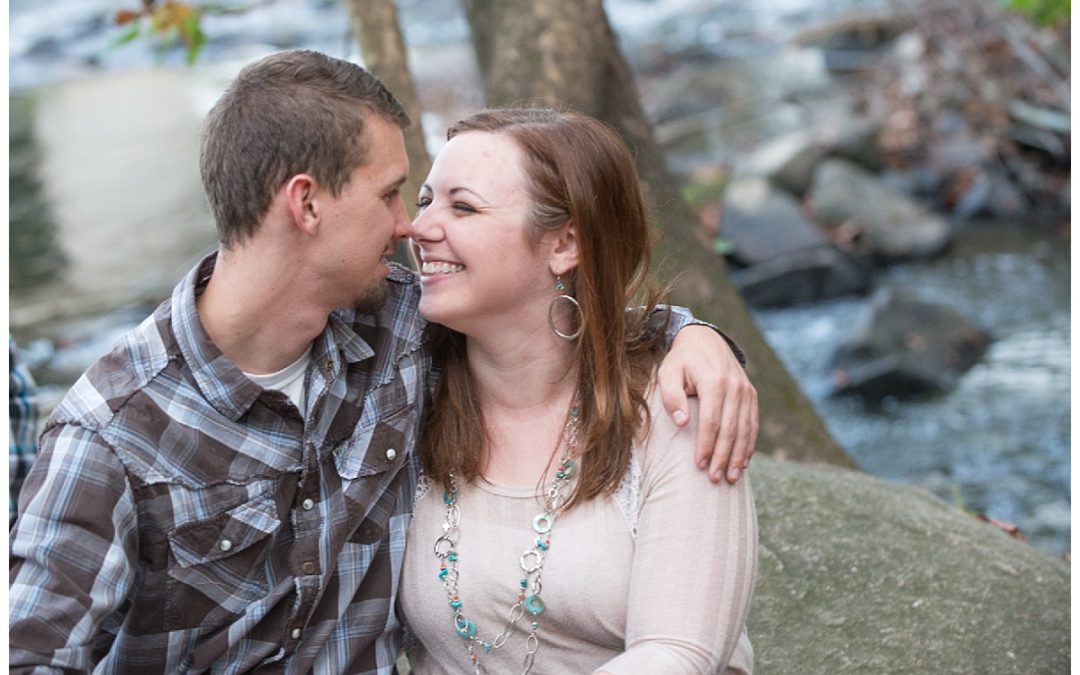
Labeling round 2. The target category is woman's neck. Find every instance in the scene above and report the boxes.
[465,331,579,486]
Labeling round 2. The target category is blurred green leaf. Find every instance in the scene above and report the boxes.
[111,23,143,49]
[1001,0,1069,26]
[182,10,206,65]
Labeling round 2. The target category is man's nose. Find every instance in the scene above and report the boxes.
[391,196,412,239]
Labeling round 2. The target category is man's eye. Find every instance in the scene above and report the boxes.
[383,189,400,203]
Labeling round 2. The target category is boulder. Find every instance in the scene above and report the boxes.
[749,456,1070,674]
[829,289,990,399]
[738,131,827,197]
[828,117,885,172]
[721,177,825,266]
[730,247,873,308]
[721,177,872,307]
[809,158,953,260]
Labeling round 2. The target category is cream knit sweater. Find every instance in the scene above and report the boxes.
[400,394,758,674]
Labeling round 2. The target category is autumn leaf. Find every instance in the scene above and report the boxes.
[114,9,144,25]
[150,1,197,34]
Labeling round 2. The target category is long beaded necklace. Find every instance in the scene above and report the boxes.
[434,402,581,675]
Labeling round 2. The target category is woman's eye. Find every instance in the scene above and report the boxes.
[416,196,432,208]
[452,202,477,214]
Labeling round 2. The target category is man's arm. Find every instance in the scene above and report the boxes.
[650,307,759,484]
[10,424,138,672]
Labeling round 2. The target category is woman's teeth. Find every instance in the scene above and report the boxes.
[422,261,465,275]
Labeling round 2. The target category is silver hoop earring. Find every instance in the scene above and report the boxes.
[548,276,583,340]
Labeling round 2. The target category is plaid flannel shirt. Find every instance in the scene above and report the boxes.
[9,335,39,527]
[9,252,724,674]
[10,254,428,674]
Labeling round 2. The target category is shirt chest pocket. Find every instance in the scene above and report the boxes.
[335,403,415,480]
[336,404,415,546]
[164,491,281,631]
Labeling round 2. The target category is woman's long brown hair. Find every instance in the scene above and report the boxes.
[420,108,668,508]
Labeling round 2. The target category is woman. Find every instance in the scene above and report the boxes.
[400,108,757,674]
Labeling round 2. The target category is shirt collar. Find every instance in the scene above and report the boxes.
[170,254,420,420]
[171,252,264,421]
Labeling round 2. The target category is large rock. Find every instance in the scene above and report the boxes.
[829,289,990,399]
[730,247,873,308]
[722,178,872,306]
[738,131,828,197]
[737,119,884,197]
[721,177,825,266]
[809,158,953,260]
[750,456,1069,674]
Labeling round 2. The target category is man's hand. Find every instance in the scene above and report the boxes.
[656,325,759,483]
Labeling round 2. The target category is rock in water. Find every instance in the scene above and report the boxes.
[829,289,990,399]
[810,158,953,261]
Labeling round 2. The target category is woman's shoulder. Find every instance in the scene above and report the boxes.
[636,384,702,478]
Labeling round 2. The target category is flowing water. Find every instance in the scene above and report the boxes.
[8,0,1069,555]
[753,225,1070,554]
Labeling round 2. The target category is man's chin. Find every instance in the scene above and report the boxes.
[352,280,390,314]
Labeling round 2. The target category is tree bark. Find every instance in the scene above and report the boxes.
[343,0,431,221]
[461,0,851,467]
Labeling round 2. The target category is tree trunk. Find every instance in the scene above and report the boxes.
[343,0,430,222]
[461,0,851,467]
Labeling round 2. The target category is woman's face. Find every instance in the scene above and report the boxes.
[408,131,558,336]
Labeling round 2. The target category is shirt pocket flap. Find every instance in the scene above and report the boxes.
[168,492,280,568]
[335,404,413,480]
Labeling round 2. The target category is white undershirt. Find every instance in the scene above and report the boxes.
[243,347,312,416]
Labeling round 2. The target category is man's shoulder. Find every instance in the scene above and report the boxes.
[47,300,177,433]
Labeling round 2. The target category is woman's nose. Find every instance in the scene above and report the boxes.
[408,205,442,241]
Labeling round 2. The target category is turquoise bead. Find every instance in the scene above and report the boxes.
[450,599,462,608]
[438,568,448,579]
[561,459,577,478]
[455,619,477,640]
[524,594,545,615]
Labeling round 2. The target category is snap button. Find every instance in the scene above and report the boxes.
[385,448,397,461]
[301,561,316,575]
[219,539,232,552]
[291,628,302,640]
[302,498,315,511]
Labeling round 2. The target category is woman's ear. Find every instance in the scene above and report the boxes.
[284,174,320,236]
[548,221,580,276]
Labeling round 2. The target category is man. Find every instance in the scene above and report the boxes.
[10,50,757,673]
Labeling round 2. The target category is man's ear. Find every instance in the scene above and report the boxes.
[548,220,579,276]
[284,174,320,236]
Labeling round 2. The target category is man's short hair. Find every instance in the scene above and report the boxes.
[199,49,410,247]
